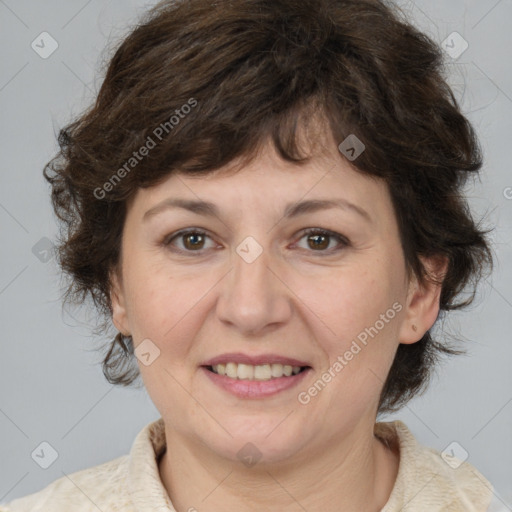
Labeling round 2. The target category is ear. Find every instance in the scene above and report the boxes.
[110,266,131,336]
[398,255,449,344]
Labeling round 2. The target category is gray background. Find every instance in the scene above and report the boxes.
[1,0,511,507]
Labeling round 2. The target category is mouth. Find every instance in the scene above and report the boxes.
[200,359,313,399]
[203,362,311,381]
[200,353,313,398]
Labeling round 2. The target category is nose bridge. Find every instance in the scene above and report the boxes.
[215,235,291,334]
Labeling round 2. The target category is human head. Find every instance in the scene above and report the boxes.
[44,0,493,415]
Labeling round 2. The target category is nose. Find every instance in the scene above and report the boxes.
[215,239,293,336]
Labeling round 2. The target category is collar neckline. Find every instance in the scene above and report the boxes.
[126,417,494,511]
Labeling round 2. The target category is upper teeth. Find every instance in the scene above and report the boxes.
[211,363,303,380]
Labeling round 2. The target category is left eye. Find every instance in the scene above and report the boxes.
[163,228,349,254]
[295,228,349,252]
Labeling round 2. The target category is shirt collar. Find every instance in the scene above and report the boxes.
[127,417,175,511]
[377,420,494,511]
[126,417,494,511]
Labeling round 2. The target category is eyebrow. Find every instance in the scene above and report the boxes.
[143,197,372,223]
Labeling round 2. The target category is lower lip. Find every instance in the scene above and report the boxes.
[201,366,312,399]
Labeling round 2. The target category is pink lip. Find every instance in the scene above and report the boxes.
[201,352,311,368]
[201,366,312,399]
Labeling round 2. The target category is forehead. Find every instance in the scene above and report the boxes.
[130,144,389,219]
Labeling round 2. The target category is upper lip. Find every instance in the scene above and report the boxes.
[202,352,311,368]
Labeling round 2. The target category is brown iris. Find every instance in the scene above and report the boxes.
[307,233,329,250]
[183,233,205,250]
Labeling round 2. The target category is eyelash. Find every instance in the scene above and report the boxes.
[162,227,350,256]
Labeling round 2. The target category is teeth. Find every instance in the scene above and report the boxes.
[211,362,305,380]
[271,363,284,378]
[254,364,272,380]
[225,362,237,378]
[237,363,254,380]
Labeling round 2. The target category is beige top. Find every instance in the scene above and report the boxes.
[1,418,500,511]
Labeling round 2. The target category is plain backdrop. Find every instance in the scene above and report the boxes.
[1,0,511,507]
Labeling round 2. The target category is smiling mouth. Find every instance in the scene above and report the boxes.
[204,363,311,381]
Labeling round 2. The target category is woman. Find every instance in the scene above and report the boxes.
[1,0,503,510]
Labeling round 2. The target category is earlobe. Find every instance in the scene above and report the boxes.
[109,267,130,336]
[398,255,448,345]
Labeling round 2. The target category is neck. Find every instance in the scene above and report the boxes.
[158,420,399,512]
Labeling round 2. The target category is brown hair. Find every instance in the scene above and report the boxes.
[44,0,494,414]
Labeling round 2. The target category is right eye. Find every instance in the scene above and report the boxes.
[163,228,218,254]
[162,226,351,257]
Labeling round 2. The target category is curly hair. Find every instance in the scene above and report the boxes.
[43,0,494,414]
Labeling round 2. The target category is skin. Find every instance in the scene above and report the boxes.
[110,131,446,511]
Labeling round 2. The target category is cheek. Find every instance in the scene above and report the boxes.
[303,265,399,345]
[122,258,184,345]
[297,261,403,408]
[122,255,225,362]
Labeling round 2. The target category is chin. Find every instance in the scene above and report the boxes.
[198,420,311,466]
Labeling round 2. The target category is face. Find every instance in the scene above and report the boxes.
[110,137,443,466]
